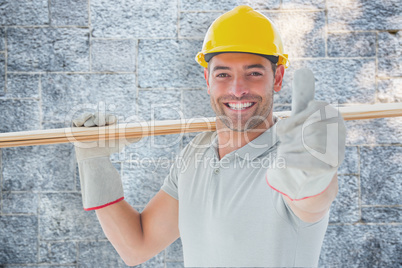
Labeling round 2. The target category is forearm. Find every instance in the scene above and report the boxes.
[284,173,338,222]
[96,200,145,265]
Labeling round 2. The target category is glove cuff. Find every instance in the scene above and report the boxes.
[84,197,125,211]
[266,167,336,201]
[77,156,124,210]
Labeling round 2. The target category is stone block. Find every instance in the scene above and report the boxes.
[139,251,165,268]
[0,28,5,51]
[182,89,215,119]
[180,0,280,10]
[180,12,223,38]
[124,134,181,161]
[327,0,402,31]
[91,39,136,72]
[378,78,402,103]
[78,241,165,267]
[91,0,177,38]
[7,27,89,72]
[378,31,402,77]
[0,0,49,26]
[273,104,291,112]
[329,175,359,223]
[166,262,185,268]
[166,238,184,261]
[5,74,40,99]
[0,99,40,133]
[338,146,358,175]
[121,160,171,206]
[78,241,127,267]
[138,39,205,88]
[41,74,136,123]
[319,225,401,267]
[328,32,376,57]
[282,0,325,9]
[2,192,38,214]
[362,207,402,223]
[39,241,76,264]
[138,89,182,121]
[346,117,402,145]
[50,0,89,26]
[2,144,76,191]
[266,11,325,58]
[39,193,106,240]
[276,59,376,105]
[360,146,401,206]
[0,216,38,263]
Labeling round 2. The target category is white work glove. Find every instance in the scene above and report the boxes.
[266,69,346,200]
[73,113,141,210]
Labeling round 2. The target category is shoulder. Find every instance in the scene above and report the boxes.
[179,131,216,157]
[190,131,216,146]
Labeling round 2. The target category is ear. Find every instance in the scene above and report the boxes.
[204,68,210,94]
[273,65,285,92]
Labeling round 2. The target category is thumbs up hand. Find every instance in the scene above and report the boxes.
[266,69,346,201]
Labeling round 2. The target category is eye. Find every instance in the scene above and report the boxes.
[216,73,230,78]
[249,72,263,76]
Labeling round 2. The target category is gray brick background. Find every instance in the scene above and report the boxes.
[0,0,400,267]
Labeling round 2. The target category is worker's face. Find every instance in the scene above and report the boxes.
[204,53,285,132]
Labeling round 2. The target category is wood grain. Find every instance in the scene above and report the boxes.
[0,103,401,148]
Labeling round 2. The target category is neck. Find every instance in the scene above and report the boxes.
[216,112,275,159]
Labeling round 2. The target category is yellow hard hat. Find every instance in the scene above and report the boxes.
[195,5,289,68]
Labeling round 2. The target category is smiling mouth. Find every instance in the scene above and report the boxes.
[224,102,256,110]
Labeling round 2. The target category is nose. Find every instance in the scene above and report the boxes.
[231,76,249,98]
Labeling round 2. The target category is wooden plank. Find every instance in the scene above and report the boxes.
[0,103,401,148]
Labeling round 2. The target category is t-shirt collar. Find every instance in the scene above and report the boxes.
[210,116,279,161]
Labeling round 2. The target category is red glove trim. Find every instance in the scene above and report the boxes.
[84,197,124,211]
[265,174,330,201]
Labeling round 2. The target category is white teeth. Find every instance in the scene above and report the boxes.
[227,102,254,110]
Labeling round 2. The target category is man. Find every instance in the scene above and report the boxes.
[74,5,346,267]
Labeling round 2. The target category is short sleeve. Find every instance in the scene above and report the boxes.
[161,157,180,200]
[160,131,216,201]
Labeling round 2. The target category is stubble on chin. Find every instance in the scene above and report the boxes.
[210,94,273,132]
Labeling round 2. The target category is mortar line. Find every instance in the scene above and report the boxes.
[180,88,184,151]
[37,191,41,263]
[6,71,136,75]
[76,240,79,267]
[88,0,92,72]
[4,25,90,29]
[328,222,402,226]
[375,31,379,104]
[135,38,139,117]
[361,204,402,208]
[4,27,8,94]
[48,0,52,26]
[328,29,402,34]
[357,146,362,221]
[177,0,181,38]
[180,9,325,13]
[38,74,43,129]
[324,0,328,57]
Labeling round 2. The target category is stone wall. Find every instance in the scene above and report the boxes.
[0,0,401,267]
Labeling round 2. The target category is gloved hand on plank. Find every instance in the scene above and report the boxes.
[73,112,141,210]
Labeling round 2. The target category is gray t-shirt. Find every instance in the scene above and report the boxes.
[161,121,329,267]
